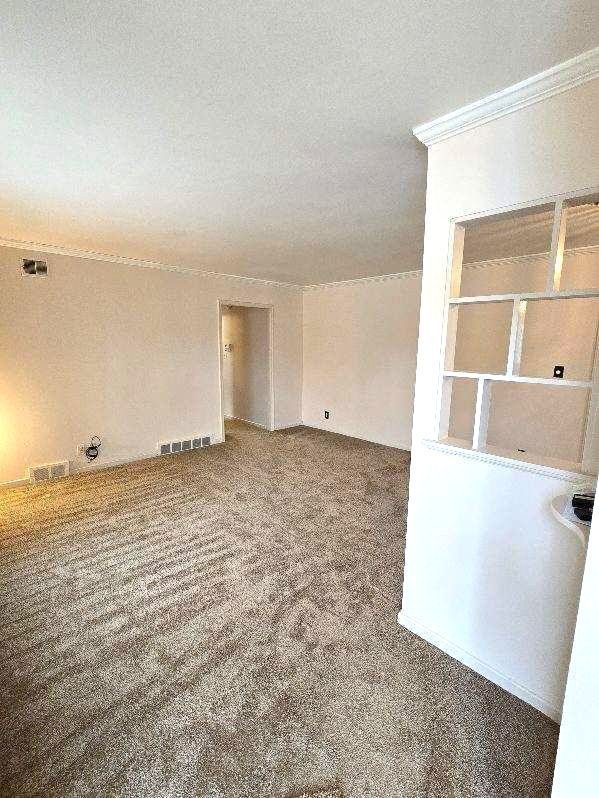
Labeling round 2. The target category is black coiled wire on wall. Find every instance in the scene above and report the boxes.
[85,436,102,461]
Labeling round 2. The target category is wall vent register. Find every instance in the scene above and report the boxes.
[29,461,70,483]
[20,259,48,277]
[437,190,599,476]
[159,436,211,455]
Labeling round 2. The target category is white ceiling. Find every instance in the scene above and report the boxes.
[2,1,599,285]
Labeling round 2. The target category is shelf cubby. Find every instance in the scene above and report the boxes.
[451,301,513,374]
[440,376,478,446]
[438,190,599,476]
[485,382,590,467]
[519,296,599,382]
[560,201,599,291]
[456,204,555,298]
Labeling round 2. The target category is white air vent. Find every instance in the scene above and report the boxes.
[29,460,70,483]
[158,435,210,455]
[20,259,48,278]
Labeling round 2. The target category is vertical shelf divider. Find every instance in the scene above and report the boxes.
[472,378,491,451]
[449,225,465,298]
[582,320,599,473]
[547,199,567,293]
[438,377,454,440]
[506,299,527,376]
[436,224,465,438]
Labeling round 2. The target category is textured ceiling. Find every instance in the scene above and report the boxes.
[2,1,599,284]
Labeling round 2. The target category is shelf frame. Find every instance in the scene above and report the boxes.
[436,186,599,475]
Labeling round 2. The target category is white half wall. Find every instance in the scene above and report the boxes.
[0,246,302,484]
[302,274,421,449]
[403,78,599,719]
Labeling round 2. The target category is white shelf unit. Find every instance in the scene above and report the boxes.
[438,192,599,476]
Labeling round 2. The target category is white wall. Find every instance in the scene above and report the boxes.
[221,305,270,428]
[552,502,599,796]
[0,246,302,484]
[402,78,599,720]
[302,274,421,449]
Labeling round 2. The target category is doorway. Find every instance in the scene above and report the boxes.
[218,301,274,441]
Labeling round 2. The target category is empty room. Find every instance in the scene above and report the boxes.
[1,3,598,797]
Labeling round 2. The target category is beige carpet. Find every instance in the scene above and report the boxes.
[0,420,557,797]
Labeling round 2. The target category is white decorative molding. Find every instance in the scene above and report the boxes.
[421,438,592,484]
[413,46,599,147]
[398,611,562,721]
[302,269,422,291]
[0,236,302,290]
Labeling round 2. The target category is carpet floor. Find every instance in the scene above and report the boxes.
[0,420,558,797]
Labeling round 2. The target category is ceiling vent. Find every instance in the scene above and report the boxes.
[29,460,70,484]
[21,259,48,277]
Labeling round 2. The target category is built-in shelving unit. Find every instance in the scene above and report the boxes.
[437,192,599,476]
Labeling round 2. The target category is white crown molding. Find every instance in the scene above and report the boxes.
[0,236,302,290]
[0,235,424,289]
[413,46,599,147]
[302,269,422,291]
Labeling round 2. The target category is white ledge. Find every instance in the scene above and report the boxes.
[444,371,592,388]
[450,287,599,304]
[413,46,599,147]
[421,438,593,483]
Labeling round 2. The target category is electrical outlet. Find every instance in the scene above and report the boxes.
[324,410,330,420]
[77,444,86,456]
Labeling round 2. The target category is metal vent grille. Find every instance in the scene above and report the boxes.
[30,466,50,483]
[159,435,211,455]
[50,462,67,478]
[21,259,48,277]
[29,460,69,483]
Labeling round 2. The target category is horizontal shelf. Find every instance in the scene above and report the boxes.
[444,371,592,388]
[430,437,594,481]
[450,288,599,305]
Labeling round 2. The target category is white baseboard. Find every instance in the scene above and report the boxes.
[70,450,159,475]
[224,414,270,430]
[0,476,30,490]
[0,438,225,490]
[398,610,562,722]
[272,421,304,431]
[303,420,411,451]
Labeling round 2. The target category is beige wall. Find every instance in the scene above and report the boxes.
[302,274,421,450]
[221,305,270,427]
[0,247,302,484]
